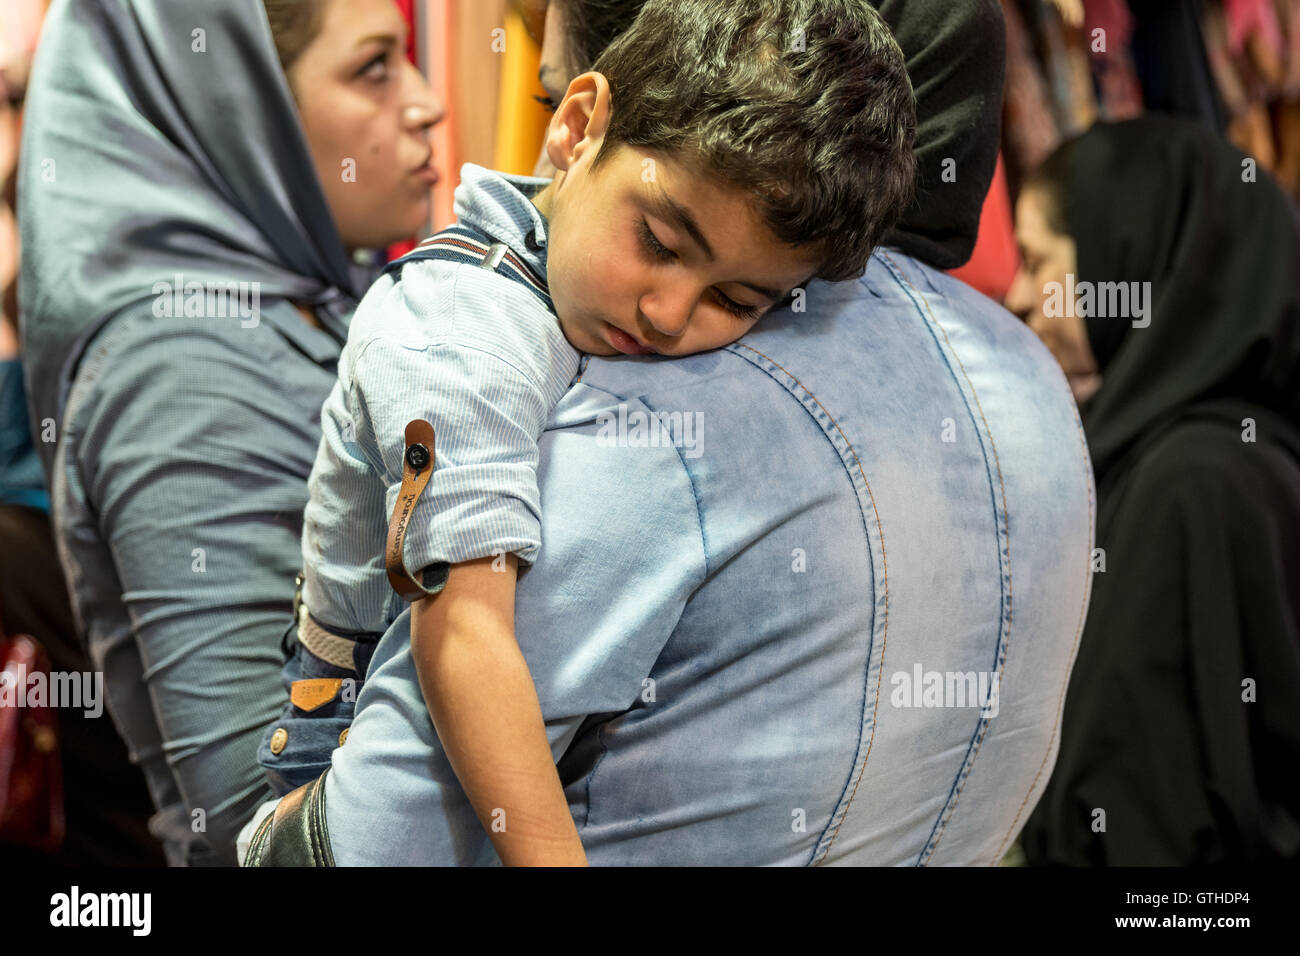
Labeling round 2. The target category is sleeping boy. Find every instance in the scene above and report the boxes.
[256,0,916,865]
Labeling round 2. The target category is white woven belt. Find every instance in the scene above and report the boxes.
[295,604,359,672]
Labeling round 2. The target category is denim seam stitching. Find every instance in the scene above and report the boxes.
[887,256,1010,864]
[724,342,889,867]
[878,253,1015,865]
[637,393,712,574]
[991,347,1097,863]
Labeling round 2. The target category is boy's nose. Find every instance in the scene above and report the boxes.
[640,287,694,338]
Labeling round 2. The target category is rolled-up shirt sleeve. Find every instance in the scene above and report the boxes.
[345,263,580,578]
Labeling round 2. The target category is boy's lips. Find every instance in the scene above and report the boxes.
[604,322,657,355]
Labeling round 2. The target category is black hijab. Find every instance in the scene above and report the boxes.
[1069,116,1300,482]
[872,0,1006,269]
[1022,116,1300,865]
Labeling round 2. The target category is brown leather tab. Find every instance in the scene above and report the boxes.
[290,678,343,713]
[385,419,447,601]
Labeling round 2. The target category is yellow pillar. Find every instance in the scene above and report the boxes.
[493,5,552,176]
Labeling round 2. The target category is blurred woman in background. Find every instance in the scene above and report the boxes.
[17,0,441,864]
[1006,114,1300,865]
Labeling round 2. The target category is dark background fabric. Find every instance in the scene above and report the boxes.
[872,0,1006,270]
[0,504,164,866]
[1128,0,1228,134]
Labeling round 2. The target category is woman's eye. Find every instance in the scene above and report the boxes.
[638,219,677,263]
[360,52,390,82]
[533,94,559,114]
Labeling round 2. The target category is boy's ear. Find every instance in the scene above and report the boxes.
[544,71,612,173]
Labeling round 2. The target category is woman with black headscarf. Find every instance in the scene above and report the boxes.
[1006,115,1300,865]
[17,0,442,865]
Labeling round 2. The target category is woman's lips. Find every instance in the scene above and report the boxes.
[411,162,440,185]
[605,323,656,355]
[411,152,440,185]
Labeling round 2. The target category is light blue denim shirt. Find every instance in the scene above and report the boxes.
[320,249,1096,866]
[301,164,579,635]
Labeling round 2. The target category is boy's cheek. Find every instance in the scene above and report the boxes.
[557,316,616,357]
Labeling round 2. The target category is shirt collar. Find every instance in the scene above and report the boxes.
[452,163,552,281]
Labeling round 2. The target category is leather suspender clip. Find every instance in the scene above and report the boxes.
[385,419,450,602]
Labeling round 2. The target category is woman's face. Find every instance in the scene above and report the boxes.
[533,1,573,177]
[287,0,444,251]
[1005,187,1102,404]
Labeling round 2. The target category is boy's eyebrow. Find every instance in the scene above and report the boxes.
[647,185,783,301]
[738,279,785,301]
[647,184,717,263]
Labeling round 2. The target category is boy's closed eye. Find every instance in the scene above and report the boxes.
[636,218,763,321]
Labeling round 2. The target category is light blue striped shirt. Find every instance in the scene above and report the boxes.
[300,165,581,634]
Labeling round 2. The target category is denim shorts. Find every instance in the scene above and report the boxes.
[257,615,380,797]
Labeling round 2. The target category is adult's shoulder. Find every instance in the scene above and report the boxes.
[75,302,340,405]
[65,305,338,493]
[875,249,1064,372]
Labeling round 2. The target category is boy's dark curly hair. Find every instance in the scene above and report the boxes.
[580,0,916,281]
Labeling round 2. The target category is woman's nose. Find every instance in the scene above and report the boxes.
[403,99,445,135]
[402,64,446,134]
[1004,269,1034,323]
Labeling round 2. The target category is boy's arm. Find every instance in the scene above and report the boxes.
[410,553,587,866]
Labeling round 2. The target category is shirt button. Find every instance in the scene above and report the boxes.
[338,728,350,747]
[406,443,430,470]
[269,727,288,755]
[525,227,544,251]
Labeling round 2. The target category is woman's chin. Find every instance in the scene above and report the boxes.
[1067,372,1103,405]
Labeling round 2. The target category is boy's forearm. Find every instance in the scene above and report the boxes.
[410,556,587,866]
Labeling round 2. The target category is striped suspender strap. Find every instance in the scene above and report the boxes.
[384,223,553,310]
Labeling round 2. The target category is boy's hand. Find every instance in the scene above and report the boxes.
[410,553,588,866]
